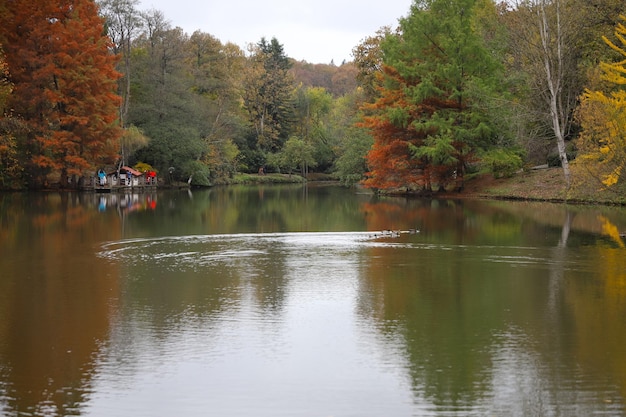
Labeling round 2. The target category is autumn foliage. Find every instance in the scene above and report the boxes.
[577,14,626,188]
[360,66,431,190]
[0,0,122,186]
[361,0,497,192]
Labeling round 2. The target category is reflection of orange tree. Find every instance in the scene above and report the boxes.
[361,198,486,244]
[361,201,402,231]
[360,200,425,232]
[0,193,121,416]
[32,205,93,229]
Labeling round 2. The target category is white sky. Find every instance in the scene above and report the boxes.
[138,0,413,64]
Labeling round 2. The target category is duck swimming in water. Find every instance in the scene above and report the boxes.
[372,229,419,238]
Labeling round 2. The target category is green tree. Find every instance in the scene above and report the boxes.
[187,32,247,178]
[278,136,316,176]
[505,0,599,187]
[206,138,240,183]
[120,124,149,166]
[243,37,294,153]
[352,27,392,102]
[569,0,625,68]
[331,89,373,184]
[129,13,206,182]
[293,85,333,173]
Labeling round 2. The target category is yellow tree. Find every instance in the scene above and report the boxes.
[577,14,626,188]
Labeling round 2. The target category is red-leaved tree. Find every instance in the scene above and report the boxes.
[360,66,437,191]
[0,0,122,187]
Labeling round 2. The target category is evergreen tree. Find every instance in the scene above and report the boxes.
[363,0,500,191]
[243,37,294,153]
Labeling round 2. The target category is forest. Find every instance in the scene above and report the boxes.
[0,0,625,192]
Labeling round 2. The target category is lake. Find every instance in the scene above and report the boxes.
[1,184,625,416]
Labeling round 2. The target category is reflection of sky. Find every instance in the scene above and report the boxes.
[89,233,416,416]
[483,327,624,416]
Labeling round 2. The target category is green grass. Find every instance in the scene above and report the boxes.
[222,173,307,185]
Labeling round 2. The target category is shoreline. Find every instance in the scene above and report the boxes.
[3,168,625,206]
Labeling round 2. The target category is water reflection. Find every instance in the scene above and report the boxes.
[95,193,157,214]
[1,187,625,416]
[0,192,120,417]
[357,198,626,415]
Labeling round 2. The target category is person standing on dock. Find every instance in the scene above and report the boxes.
[98,169,106,186]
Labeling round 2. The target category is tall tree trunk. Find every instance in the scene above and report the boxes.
[538,0,571,188]
[550,93,571,187]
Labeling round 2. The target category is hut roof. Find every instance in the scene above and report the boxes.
[121,166,142,176]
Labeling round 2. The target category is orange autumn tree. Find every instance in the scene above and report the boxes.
[0,0,122,187]
[361,66,434,190]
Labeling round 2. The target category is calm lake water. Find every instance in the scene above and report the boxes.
[1,184,626,417]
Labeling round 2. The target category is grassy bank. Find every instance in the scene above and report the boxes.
[463,165,626,205]
[215,173,307,185]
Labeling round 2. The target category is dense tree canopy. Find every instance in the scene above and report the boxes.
[0,0,623,192]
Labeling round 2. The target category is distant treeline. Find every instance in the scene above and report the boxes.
[1,0,625,191]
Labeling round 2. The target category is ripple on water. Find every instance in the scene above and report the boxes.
[98,232,392,267]
[98,233,596,276]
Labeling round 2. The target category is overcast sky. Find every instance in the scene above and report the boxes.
[138,0,413,64]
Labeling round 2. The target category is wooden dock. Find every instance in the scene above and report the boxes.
[88,166,158,192]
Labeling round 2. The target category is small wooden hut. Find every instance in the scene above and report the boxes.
[91,166,158,192]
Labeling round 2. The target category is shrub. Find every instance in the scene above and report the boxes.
[133,162,155,173]
[183,160,211,186]
[481,148,524,178]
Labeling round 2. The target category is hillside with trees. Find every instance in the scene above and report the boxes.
[0,0,625,197]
